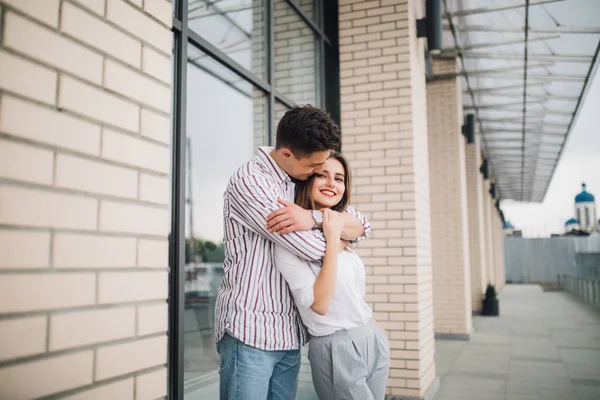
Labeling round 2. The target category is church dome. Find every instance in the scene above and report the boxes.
[575,183,595,203]
[565,218,578,226]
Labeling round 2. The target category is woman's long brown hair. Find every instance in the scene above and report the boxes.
[295,152,352,212]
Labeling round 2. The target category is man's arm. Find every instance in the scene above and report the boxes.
[266,201,372,243]
[228,175,326,262]
[341,205,371,243]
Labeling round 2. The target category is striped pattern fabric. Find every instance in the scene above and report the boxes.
[215,147,371,351]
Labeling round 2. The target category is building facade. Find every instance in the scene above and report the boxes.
[0,0,506,399]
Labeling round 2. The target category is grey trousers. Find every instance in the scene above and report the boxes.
[307,321,391,400]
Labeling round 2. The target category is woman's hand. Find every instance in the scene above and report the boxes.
[323,209,344,241]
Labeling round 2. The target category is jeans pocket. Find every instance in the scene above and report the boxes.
[218,333,236,371]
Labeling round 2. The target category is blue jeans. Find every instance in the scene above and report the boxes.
[217,333,301,400]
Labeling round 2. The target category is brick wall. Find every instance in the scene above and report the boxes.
[482,179,495,287]
[0,1,172,398]
[493,206,506,290]
[426,58,472,336]
[338,0,437,397]
[465,135,487,311]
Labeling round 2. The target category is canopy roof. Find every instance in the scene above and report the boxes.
[438,0,600,203]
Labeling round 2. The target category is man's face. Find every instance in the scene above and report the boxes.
[285,149,331,181]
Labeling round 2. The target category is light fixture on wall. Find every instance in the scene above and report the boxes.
[416,0,443,55]
[480,159,489,180]
[462,113,476,144]
[489,183,497,198]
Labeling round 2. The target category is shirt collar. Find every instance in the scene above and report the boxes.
[257,147,291,183]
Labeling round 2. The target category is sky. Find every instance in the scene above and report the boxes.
[501,62,600,237]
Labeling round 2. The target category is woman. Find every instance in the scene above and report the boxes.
[274,152,390,400]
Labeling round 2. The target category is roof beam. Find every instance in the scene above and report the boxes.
[444,34,559,52]
[465,100,547,110]
[429,62,553,81]
[456,52,594,63]
[476,108,574,117]
[492,156,558,162]
[474,93,578,102]
[443,0,564,18]
[472,73,587,82]
[465,83,548,94]
[189,4,253,20]
[483,121,569,128]
[444,25,600,34]
[191,0,252,39]
[478,118,547,123]
[484,130,566,137]
[484,138,541,142]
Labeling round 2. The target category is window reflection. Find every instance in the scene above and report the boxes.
[274,0,320,105]
[184,45,267,398]
[188,0,267,80]
[288,0,320,25]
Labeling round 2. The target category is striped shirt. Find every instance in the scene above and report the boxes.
[215,147,371,351]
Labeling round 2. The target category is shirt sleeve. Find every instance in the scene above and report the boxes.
[274,245,317,308]
[228,175,327,262]
[344,205,372,244]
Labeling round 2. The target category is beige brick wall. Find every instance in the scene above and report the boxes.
[493,206,506,290]
[339,0,437,397]
[0,1,171,398]
[426,59,472,336]
[465,135,487,312]
[480,179,494,288]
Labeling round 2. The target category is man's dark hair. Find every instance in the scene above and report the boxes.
[275,105,341,158]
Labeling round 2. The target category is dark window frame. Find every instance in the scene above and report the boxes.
[169,1,339,398]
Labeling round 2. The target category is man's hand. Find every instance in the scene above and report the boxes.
[266,199,315,234]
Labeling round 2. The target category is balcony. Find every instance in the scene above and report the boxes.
[435,284,600,400]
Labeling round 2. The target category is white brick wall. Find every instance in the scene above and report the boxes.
[426,58,472,335]
[0,0,171,398]
[339,0,437,397]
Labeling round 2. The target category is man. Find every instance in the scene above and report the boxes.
[215,105,371,399]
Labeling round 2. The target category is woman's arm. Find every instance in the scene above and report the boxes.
[310,210,344,316]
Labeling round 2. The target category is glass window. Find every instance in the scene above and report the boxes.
[274,0,320,105]
[187,0,268,80]
[272,100,290,143]
[183,45,268,398]
[172,0,336,397]
[288,0,320,25]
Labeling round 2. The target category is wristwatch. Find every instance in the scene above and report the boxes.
[312,210,323,229]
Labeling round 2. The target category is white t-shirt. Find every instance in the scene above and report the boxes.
[274,245,373,337]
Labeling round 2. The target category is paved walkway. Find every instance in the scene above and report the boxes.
[435,284,600,400]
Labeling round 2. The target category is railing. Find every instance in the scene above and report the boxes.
[563,275,600,308]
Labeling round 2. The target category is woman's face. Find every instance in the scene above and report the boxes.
[311,158,346,209]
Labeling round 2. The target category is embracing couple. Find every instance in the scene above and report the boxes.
[215,105,390,400]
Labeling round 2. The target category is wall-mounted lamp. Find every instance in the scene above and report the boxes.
[462,114,476,144]
[480,159,489,180]
[489,183,497,199]
[416,0,443,55]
